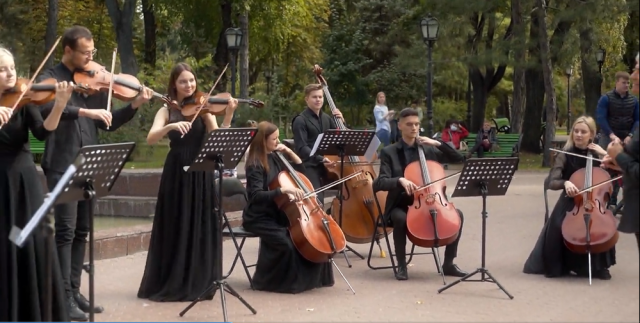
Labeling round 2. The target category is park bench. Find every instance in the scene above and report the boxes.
[492,117,511,133]
[29,131,45,163]
[463,133,522,158]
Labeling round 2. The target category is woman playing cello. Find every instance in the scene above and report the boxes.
[524,116,616,280]
[137,62,237,302]
[242,121,334,294]
[0,47,73,321]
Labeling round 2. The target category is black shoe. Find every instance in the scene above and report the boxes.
[66,295,89,322]
[595,269,612,280]
[395,265,408,280]
[73,291,105,314]
[442,264,468,277]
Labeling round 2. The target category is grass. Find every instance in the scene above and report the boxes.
[124,142,170,169]
[517,152,547,171]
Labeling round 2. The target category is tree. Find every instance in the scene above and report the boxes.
[536,0,557,167]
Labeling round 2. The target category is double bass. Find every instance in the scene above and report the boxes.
[561,147,619,258]
[404,141,461,249]
[269,150,361,263]
[312,65,391,252]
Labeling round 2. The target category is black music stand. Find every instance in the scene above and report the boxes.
[179,128,257,322]
[314,129,378,265]
[437,157,518,300]
[9,154,87,322]
[54,143,135,322]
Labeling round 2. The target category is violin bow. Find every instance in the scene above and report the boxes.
[105,48,118,130]
[186,63,229,125]
[294,171,363,202]
[412,171,462,194]
[574,175,623,195]
[0,36,62,129]
[549,148,604,162]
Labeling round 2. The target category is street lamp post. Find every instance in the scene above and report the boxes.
[596,48,606,74]
[565,67,573,133]
[420,14,439,137]
[263,69,272,95]
[225,27,243,126]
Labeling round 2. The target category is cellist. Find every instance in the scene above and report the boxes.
[372,108,468,281]
[523,116,616,279]
[291,83,344,203]
[242,121,335,293]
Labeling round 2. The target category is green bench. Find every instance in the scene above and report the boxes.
[29,131,45,163]
[463,133,522,158]
[492,118,511,133]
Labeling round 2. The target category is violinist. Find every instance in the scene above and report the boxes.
[138,62,237,302]
[524,116,616,279]
[603,128,639,251]
[372,108,468,281]
[37,25,153,320]
[0,47,71,322]
[291,83,344,203]
[242,121,334,293]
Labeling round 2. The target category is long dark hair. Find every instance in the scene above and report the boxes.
[166,63,197,102]
[245,121,278,172]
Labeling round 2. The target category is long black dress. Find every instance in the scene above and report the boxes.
[137,108,219,302]
[242,154,334,293]
[523,146,616,278]
[0,104,69,321]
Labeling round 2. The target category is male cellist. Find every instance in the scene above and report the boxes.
[372,108,468,280]
[291,83,344,203]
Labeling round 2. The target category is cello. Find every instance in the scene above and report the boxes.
[269,150,362,263]
[404,141,462,249]
[561,145,619,282]
[312,65,391,252]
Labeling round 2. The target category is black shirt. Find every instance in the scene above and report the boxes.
[37,63,137,172]
[291,107,337,165]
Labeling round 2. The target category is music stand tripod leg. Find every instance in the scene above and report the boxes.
[84,179,98,322]
[179,147,257,320]
[42,212,55,322]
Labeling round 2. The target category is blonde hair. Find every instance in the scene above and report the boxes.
[376,91,385,105]
[0,47,13,63]
[564,115,597,150]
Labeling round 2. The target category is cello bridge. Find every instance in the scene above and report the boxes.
[424,194,437,205]
[353,179,369,188]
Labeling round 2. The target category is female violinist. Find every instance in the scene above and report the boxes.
[0,47,73,322]
[524,116,616,279]
[242,121,335,294]
[137,62,237,302]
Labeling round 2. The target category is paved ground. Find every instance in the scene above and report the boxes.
[82,171,638,322]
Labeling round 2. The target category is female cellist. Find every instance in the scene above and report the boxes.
[523,116,616,280]
[0,47,73,321]
[242,121,335,294]
[137,62,238,302]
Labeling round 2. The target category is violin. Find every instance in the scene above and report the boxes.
[0,78,89,109]
[561,145,619,256]
[312,64,391,251]
[404,141,461,249]
[178,91,264,117]
[73,61,174,107]
[268,150,350,263]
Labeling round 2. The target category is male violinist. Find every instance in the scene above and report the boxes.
[372,108,468,280]
[291,83,343,203]
[37,25,154,321]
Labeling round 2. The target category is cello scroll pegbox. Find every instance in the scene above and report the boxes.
[312,64,327,85]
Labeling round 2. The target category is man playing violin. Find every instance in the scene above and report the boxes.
[36,25,154,321]
[292,83,344,204]
[372,108,468,281]
[242,121,334,293]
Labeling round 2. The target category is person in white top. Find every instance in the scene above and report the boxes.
[373,91,394,146]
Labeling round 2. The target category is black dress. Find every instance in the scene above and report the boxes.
[137,108,219,302]
[242,154,334,293]
[0,104,69,321]
[523,147,616,278]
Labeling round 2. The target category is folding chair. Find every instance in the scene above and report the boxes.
[217,177,258,290]
[366,192,445,282]
[543,175,551,224]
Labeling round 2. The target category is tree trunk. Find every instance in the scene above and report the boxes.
[213,0,233,92]
[536,0,557,167]
[105,0,138,75]
[239,12,249,98]
[510,0,526,133]
[141,0,156,69]
[579,27,603,119]
[44,0,58,68]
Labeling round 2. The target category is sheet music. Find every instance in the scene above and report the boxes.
[310,133,325,157]
[364,135,381,162]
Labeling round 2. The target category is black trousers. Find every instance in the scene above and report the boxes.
[44,170,91,295]
[388,207,464,265]
[468,142,492,158]
[303,163,328,205]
